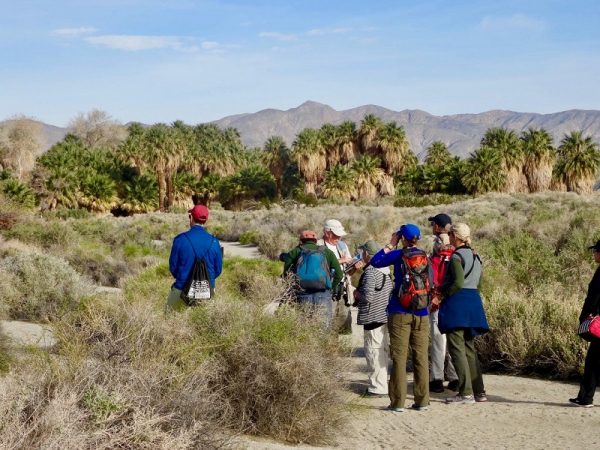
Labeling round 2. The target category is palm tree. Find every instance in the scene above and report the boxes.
[351,155,384,199]
[320,165,356,201]
[335,121,358,164]
[377,122,413,175]
[319,123,340,169]
[520,128,555,192]
[554,131,600,194]
[424,141,453,167]
[263,136,290,198]
[291,128,326,195]
[481,127,526,193]
[358,114,383,155]
[461,146,504,194]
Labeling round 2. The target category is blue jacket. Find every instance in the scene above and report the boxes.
[169,225,223,290]
[438,289,489,337]
[370,246,431,317]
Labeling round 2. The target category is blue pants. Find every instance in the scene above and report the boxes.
[296,290,333,328]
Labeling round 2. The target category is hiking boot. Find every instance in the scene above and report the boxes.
[362,389,387,398]
[445,394,475,404]
[429,379,444,393]
[569,397,593,408]
[447,380,459,391]
[411,403,429,411]
[387,405,405,412]
[475,393,488,402]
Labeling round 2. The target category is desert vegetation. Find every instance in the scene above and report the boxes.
[1,110,599,215]
[1,189,600,446]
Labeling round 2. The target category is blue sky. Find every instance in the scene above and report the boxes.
[1,0,599,126]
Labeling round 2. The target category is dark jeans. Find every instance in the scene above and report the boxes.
[446,329,485,396]
[578,340,600,403]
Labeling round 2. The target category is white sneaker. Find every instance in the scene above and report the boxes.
[445,394,475,404]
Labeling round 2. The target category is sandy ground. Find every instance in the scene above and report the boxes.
[222,241,262,259]
[240,308,600,450]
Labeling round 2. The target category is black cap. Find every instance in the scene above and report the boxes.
[589,240,600,251]
[428,213,452,228]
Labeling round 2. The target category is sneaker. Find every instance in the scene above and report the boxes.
[363,390,387,398]
[447,380,459,391]
[387,405,405,412]
[411,403,429,411]
[569,397,593,408]
[429,379,444,393]
[445,394,476,404]
[475,393,488,402]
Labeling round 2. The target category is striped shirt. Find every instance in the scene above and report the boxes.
[356,266,393,326]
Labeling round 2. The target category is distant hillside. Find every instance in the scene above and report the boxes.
[0,119,67,152]
[213,101,600,158]
[4,102,600,157]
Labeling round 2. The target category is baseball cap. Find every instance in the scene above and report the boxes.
[299,230,318,241]
[397,223,421,241]
[188,204,209,222]
[323,219,347,237]
[358,240,382,255]
[428,213,452,228]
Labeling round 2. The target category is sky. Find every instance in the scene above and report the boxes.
[1,0,599,126]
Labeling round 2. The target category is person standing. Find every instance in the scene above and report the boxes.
[166,204,223,311]
[370,224,431,412]
[438,223,489,404]
[283,230,343,328]
[569,239,600,407]
[428,213,459,393]
[319,219,354,332]
[354,240,394,398]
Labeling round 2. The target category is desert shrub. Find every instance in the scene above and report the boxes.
[48,207,92,220]
[4,219,80,250]
[0,326,11,374]
[238,229,259,245]
[394,193,468,207]
[0,250,89,321]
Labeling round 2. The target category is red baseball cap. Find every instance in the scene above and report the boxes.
[188,205,209,222]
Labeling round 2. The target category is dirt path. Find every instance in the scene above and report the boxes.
[241,309,599,450]
[221,241,262,259]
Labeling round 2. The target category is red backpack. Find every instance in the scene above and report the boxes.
[399,248,432,310]
[430,248,454,288]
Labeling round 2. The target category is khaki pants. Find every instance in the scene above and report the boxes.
[364,324,390,395]
[388,313,430,408]
[165,287,187,312]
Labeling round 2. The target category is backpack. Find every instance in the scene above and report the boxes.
[180,235,215,306]
[431,248,454,288]
[399,248,432,310]
[294,245,332,291]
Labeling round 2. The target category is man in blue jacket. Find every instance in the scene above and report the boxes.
[165,204,223,311]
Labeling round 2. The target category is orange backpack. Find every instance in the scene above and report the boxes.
[399,248,432,310]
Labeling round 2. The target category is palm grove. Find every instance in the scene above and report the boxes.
[1,110,599,214]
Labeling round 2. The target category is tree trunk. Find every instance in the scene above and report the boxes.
[571,176,594,194]
[378,174,395,196]
[165,173,174,209]
[525,162,553,192]
[157,171,166,211]
[503,166,528,193]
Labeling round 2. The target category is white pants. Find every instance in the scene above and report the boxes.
[364,324,390,394]
[429,310,457,381]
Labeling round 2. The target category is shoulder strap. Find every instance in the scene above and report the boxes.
[183,233,215,261]
[455,247,479,279]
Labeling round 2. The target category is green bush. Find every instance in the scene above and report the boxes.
[0,250,88,321]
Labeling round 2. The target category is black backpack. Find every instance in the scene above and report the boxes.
[180,235,215,306]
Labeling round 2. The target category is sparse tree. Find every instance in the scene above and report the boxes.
[481,127,526,193]
[358,114,383,155]
[351,155,384,200]
[263,136,290,198]
[291,128,326,196]
[0,115,43,180]
[424,141,453,167]
[68,109,127,150]
[321,165,356,201]
[461,146,504,194]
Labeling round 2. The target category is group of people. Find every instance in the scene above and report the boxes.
[281,214,490,411]
[165,203,600,411]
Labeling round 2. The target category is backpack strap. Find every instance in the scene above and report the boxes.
[453,247,480,280]
[183,233,215,261]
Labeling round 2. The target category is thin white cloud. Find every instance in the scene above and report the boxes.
[258,31,298,41]
[51,27,97,37]
[480,14,547,32]
[306,27,351,36]
[201,41,220,50]
[85,35,197,52]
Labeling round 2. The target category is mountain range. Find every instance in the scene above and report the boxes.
[3,101,600,158]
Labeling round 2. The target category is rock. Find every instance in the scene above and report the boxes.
[1,320,56,348]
